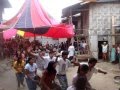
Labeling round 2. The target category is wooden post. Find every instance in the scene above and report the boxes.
[111,16,115,45]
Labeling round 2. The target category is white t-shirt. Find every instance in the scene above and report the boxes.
[25,63,37,78]
[34,53,50,70]
[68,45,75,58]
[43,56,57,69]
[57,57,69,75]
[102,45,108,53]
[82,42,87,49]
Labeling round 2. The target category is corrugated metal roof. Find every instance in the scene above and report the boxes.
[62,0,120,17]
[62,2,89,18]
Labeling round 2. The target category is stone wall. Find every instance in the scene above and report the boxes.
[89,3,120,58]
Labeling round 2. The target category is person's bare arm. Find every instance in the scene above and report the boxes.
[27,47,38,57]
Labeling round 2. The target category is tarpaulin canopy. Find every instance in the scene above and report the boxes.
[2,0,74,39]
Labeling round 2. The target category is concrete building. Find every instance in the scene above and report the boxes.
[62,0,120,59]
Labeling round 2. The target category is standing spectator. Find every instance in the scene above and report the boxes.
[102,42,108,60]
[68,43,75,61]
[13,56,25,90]
[116,44,120,63]
[25,57,37,90]
[79,41,83,54]
[82,40,87,54]
[110,45,116,63]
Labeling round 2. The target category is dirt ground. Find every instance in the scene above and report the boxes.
[0,59,120,90]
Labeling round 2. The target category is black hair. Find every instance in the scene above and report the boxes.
[49,50,55,54]
[77,64,89,74]
[88,58,97,64]
[62,51,69,56]
[75,64,89,90]
[46,61,56,74]
[40,48,46,52]
[16,56,22,65]
[27,57,33,63]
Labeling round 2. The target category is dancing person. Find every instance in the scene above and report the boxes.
[56,51,69,90]
[73,58,107,90]
[13,56,25,90]
[67,64,89,90]
[25,57,38,90]
[40,61,61,90]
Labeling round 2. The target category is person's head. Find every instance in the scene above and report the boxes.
[38,48,46,56]
[27,57,34,65]
[47,61,57,74]
[49,51,55,58]
[21,53,25,59]
[112,45,115,48]
[88,58,97,68]
[62,51,69,59]
[17,50,21,55]
[17,56,22,64]
[77,64,89,75]
[75,65,88,90]
[22,50,26,54]
[103,42,107,45]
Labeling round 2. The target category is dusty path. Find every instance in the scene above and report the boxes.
[0,60,120,90]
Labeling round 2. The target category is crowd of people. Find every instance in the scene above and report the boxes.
[0,37,108,90]
[73,40,88,55]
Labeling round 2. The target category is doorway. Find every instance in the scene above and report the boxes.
[98,41,108,59]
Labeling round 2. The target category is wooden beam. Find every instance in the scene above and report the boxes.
[111,16,116,45]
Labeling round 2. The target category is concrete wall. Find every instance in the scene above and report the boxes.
[89,3,120,58]
[29,36,59,45]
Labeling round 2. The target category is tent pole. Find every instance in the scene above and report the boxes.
[34,28,36,41]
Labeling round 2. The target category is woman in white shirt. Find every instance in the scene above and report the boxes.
[25,57,38,90]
